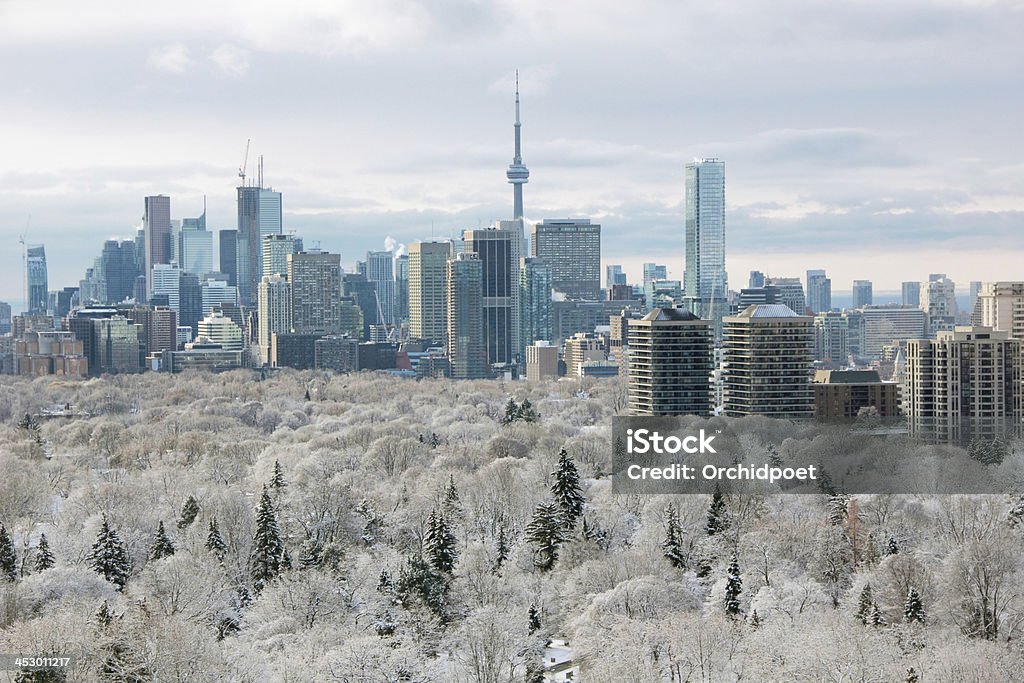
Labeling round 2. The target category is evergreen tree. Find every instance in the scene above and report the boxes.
[269,460,287,489]
[528,604,541,634]
[749,610,761,629]
[443,474,461,517]
[205,518,227,558]
[519,398,539,422]
[525,502,567,572]
[550,448,585,529]
[148,521,175,561]
[817,464,836,495]
[766,444,783,468]
[95,600,114,626]
[662,504,687,569]
[14,668,66,682]
[176,496,200,530]
[724,551,742,616]
[868,601,885,626]
[706,485,729,536]
[250,487,285,593]
[87,515,131,591]
[904,586,926,624]
[0,524,17,582]
[886,536,900,555]
[857,583,873,624]
[34,533,55,572]
[424,509,458,574]
[494,526,510,573]
[298,536,324,569]
[394,554,450,621]
[377,569,392,592]
[826,494,850,526]
[501,398,519,425]
[906,667,919,683]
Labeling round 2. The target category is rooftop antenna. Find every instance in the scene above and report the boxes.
[258,155,264,189]
[238,139,251,187]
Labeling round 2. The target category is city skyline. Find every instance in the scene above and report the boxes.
[2,1,1023,302]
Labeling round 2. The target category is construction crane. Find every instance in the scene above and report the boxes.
[17,215,30,313]
[238,138,251,187]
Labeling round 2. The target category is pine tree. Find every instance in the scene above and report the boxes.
[519,398,539,422]
[377,569,392,592]
[176,496,200,530]
[424,510,458,574]
[662,505,687,569]
[502,398,519,425]
[766,444,783,468]
[905,667,919,683]
[868,601,885,626]
[826,494,850,526]
[525,502,567,572]
[0,524,17,582]
[395,554,450,620]
[87,515,131,591]
[706,485,729,536]
[205,518,227,558]
[551,448,585,529]
[298,536,324,569]
[528,604,541,634]
[148,521,175,561]
[904,586,926,624]
[34,533,55,572]
[250,487,285,593]
[886,536,900,555]
[749,610,761,629]
[443,474,461,517]
[857,583,873,624]
[269,460,287,489]
[724,551,742,616]
[95,600,114,627]
[494,526,510,573]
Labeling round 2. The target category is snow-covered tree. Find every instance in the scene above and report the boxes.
[904,586,925,624]
[250,487,285,593]
[269,460,287,489]
[725,551,742,616]
[868,601,885,626]
[662,504,687,569]
[0,523,16,581]
[87,515,131,591]
[706,485,729,536]
[176,496,200,530]
[33,533,55,572]
[205,518,227,559]
[525,502,567,572]
[551,448,585,529]
[528,604,541,634]
[493,526,509,573]
[424,509,458,574]
[857,583,873,624]
[148,521,176,561]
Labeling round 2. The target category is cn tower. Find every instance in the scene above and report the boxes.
[505,70,530,220]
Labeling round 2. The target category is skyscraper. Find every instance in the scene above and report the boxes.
[464,224,522,366]
[921,274,957,335]
[977,282,1024,340]
[627,308,713,416]
[447,253,487,379]
[408,241,452,345]
[151,263,181,310]
[258,274,292,365]
[505,72,529,220]
[683,158,726,319]
[366,250,397,326]
[219,230,238,287]
[852,280,873,308]
[530,219,601,300]
[520,257,553,346]
[766,277,807,314]
[178,209,213,276]
[813,311,849,365]
[237,180,283,305]
[143,195,171,298]
[606,265,626,288]
[901,281,921,308]
[26,245,49,315]
[262,234,303,279]
[806,269,831,314]
[289,251,342,333]
[722,304,814,418]
[643,263,668,284]
[99,240,139,305]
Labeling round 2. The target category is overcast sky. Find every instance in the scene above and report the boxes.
[1,0,1022,305]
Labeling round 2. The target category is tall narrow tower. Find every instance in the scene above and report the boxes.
[506,71,530,220]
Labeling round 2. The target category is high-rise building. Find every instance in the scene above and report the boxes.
[606,265,626,288]
[0,301,11,335]
[505,72,530,220]
[98,240,139,305]
[143,196,171,298]
[520,257,553,347]
[395,254,409,325]
[748,271,766,289]
[563,332,606,377]
[766,277,807,314]
[219,230,238,287]
[258,274,292,365]
[289,251,342,333]
[464,224,522,366]
[446,253,487,379]
[197,311,244,351]
[525,342,559,382]
[150,263,181,310]
[262,234,303,279]
[901,281,921,308]
[722,304,814,418]
[813,311,849,366]
[683,158,727,319]
[969,281,983,320]
[530,219,601,300]
[408,241,453,346]
[627,308,713,416]
[806,269,831,314]
[904,326,1022,443]
[237,182,283,305]
[178,273,202,335]
[976,282,1024,340]
[342,274,379,340]
[852,280,873,308]
[178,207,212,276]
[859,305,927,358]
[200,277,238,317]
[643,263,668,284]
[26,245,49,315]
[921,274,957,335]
[135,306,178,356]
[366,251,397,326]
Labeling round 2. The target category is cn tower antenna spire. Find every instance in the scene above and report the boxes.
[506,69,530,220]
